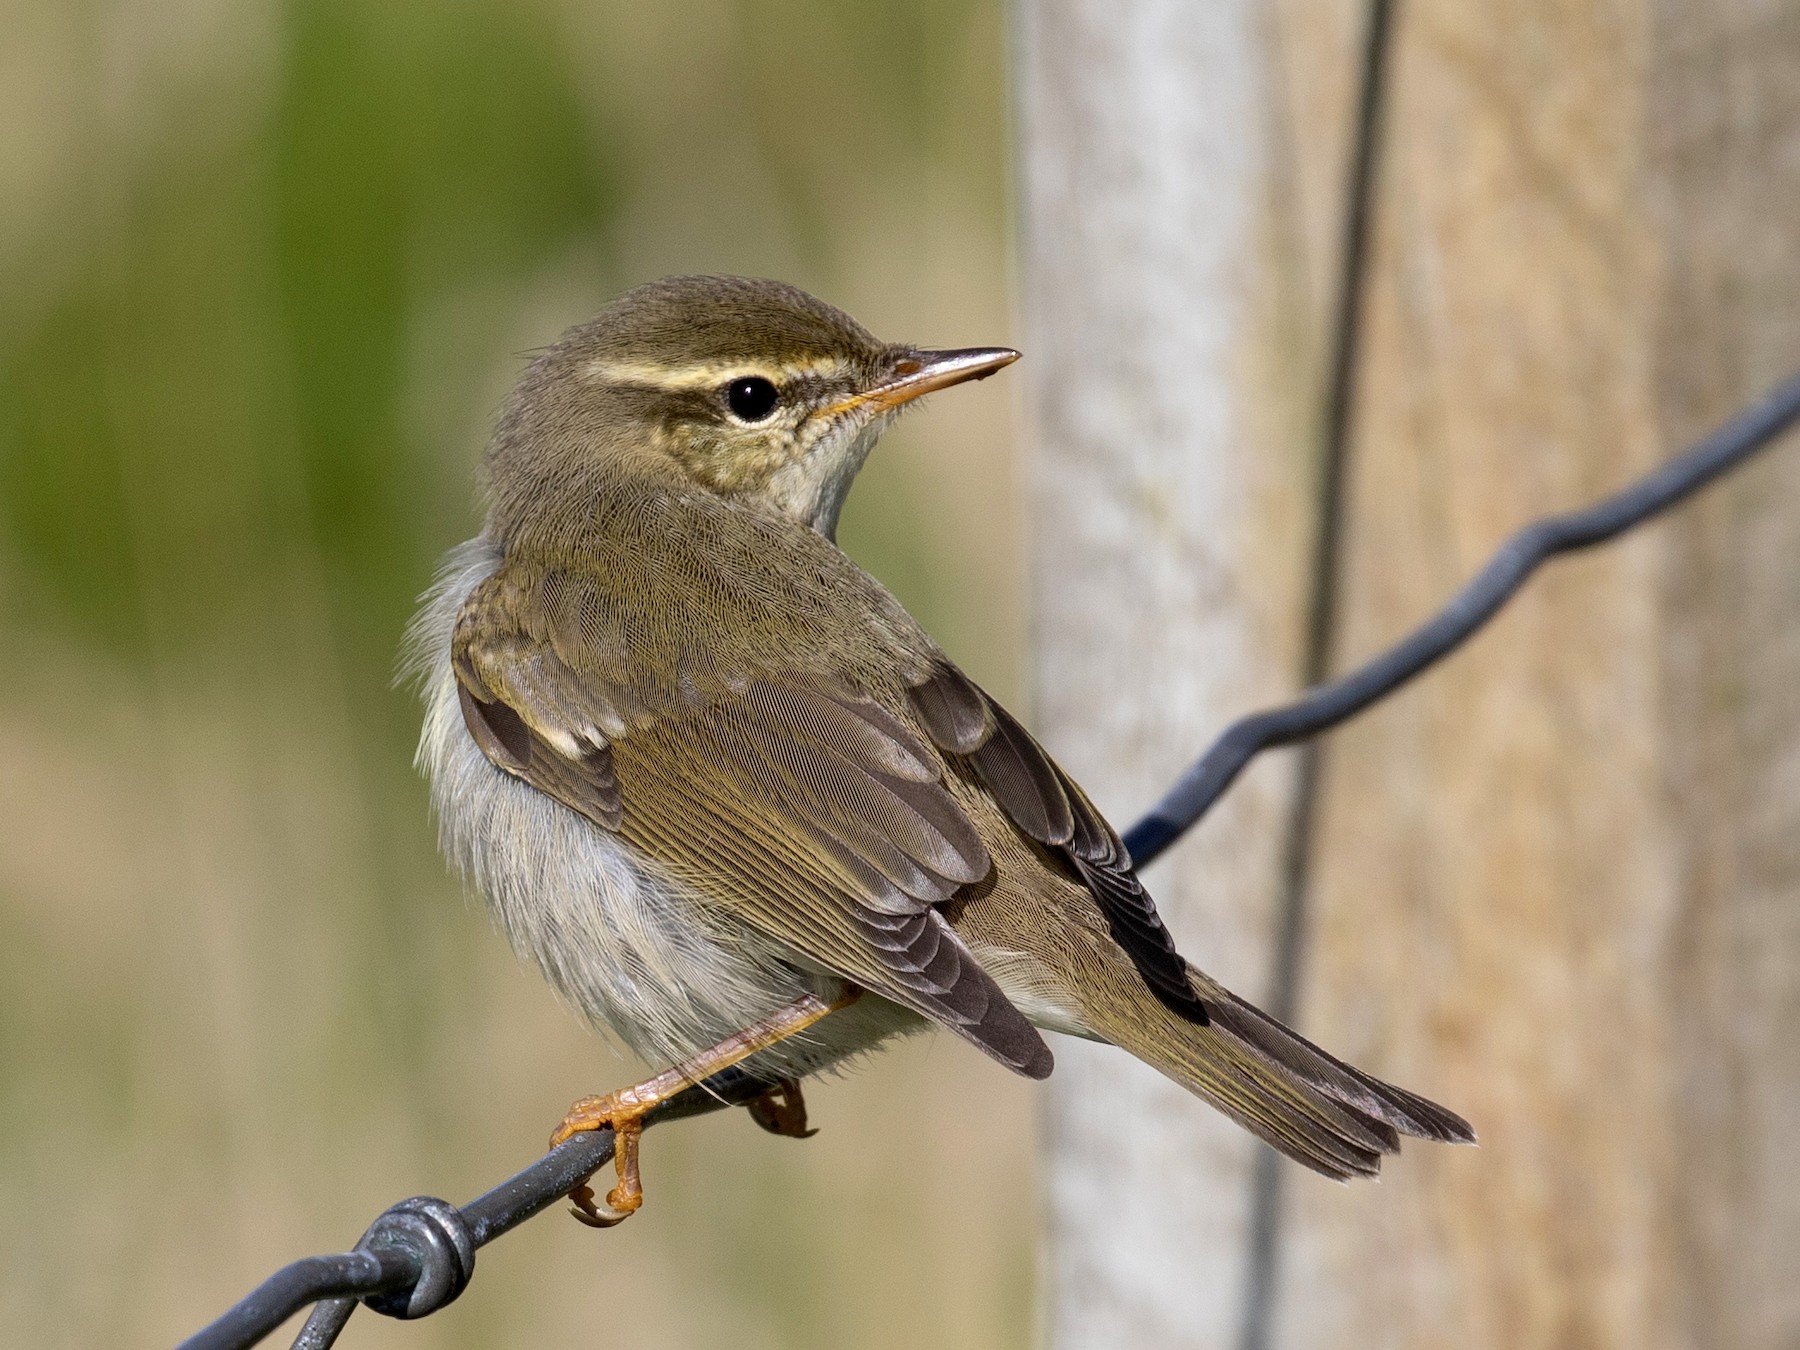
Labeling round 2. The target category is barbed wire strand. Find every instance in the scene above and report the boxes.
[175,366,1800,1350]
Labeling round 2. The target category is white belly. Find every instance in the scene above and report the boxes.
[409,538,925,1076]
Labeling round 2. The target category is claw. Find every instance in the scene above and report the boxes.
[550,1099,646,1227]
[568,1179,637,1228]
[747,1078,818,1138]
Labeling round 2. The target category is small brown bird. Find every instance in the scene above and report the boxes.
[411,276,1472,1225]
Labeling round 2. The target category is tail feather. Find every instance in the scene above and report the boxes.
[1171,1040,1394,1180]
[1207,987,1475,1146]
[1088,967,1474,1182]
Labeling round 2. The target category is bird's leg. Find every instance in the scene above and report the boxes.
[746,1078,817,1138]
[549,988,859,1227]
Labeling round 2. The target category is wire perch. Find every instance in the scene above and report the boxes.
[178,1068,774,1350]
[176,367,1800,1350]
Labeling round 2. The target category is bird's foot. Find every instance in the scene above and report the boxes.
[746,1077,817,1138]
[549,1091,649,1227]
[545,988,860,1229]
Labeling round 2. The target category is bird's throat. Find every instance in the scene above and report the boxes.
[763,417,886,541]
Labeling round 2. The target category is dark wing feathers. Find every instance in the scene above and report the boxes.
[909,663,1212,1025]
[457,680,533,773]
[969,706,1075,844]
[452,555,1472,1176]
[1068,856,1208,1017]
[907,662,995,754]
[922,654,1478,1148]
[735,682,991,894]
[453,585,1051,1078]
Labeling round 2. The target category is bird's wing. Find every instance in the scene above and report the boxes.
[906,660,1210,1023]
[451,559,1053,1078]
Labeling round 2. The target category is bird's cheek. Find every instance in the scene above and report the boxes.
[667,435,770,493]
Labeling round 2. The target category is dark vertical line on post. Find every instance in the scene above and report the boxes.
[1238,2,1397,1347]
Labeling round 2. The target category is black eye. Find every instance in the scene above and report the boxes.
[725,376,780,421]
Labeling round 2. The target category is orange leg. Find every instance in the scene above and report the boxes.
[549,988,858,1226]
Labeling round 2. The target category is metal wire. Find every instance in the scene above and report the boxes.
[175,1068,773,1350]
[173,367,1800,1350]
[1121,367,1800,870]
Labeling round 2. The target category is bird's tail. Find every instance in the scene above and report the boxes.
[1085,964,1474,1179]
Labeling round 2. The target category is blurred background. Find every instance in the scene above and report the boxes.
[0,2,1033,1346]
[14,2,1800,1348]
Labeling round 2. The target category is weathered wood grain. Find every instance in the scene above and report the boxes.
[1022,1,1800,1345]
[1016,3,1348,1344]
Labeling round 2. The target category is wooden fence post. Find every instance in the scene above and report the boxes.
[1016,3,1338,1344]
[1020,2,1800,1346]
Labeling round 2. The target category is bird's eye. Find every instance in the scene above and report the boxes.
[725,376,780,422]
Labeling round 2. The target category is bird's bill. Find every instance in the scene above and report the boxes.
[826,346,1020,416]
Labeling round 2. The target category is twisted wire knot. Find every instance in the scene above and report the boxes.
[357,1197,476,1320]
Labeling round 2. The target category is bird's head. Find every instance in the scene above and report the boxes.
[485,275,1017,540]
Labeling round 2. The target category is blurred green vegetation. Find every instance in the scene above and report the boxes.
[0,1,1031,1345]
